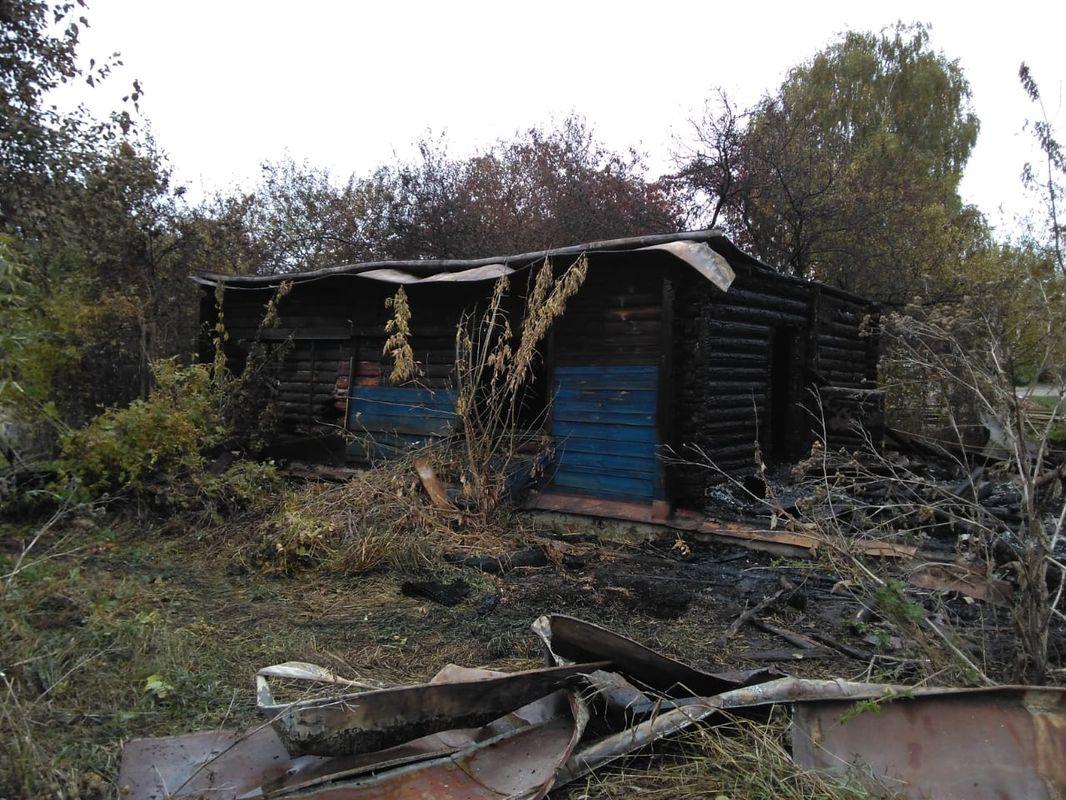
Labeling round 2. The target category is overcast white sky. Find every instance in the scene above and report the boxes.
[61,0,1064,235]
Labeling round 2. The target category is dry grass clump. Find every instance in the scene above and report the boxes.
[259,459,448,575]
[568,711,888,800]
[252,447,538,576]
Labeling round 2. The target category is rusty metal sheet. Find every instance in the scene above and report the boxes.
[551,677,845,786]
[261,693,576,798]
[533,614,776,697]
[258,660,606,756]
[117,726,320,800]
[117,667,577,800]
[792,686,1066,799]
[117,725,500,800]
[268,692,588,800]
[551,679,1066,797]
[277,722,568,800]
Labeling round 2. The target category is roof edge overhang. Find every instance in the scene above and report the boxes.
[190,228,873,306]
[192,230,733,286]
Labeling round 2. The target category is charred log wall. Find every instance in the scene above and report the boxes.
[552,258,666,367]
[203,279,365,434]
[812,289,882,451]
[200,278,479,437]
[197,251,881,495]
[670,264,880,508]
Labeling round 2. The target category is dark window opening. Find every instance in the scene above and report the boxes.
[769,328,796,461]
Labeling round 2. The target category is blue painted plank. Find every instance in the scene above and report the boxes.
[554,460,656,481]
[345,387,458,463]
[543,485,653,501]
[554,389,658,410]
[548,469,656,500]
[555,386,658,399]
[348,417,454,436]
[349,400,457,419]
[555,380,659,392]
[347,386,458,436]
[553,381,658,393]
[548,363,664,502]
[553,408,655,426]
[552,420,659,444]
[554,450,660,474]
[348,416,454,434]
[553,436,658,458]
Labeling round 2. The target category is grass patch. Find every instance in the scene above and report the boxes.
[1029,395,1062,412]
[0,500,526,797]
[564,711,890,800]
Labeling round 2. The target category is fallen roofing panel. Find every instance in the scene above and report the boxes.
[117,620,1066,800]
[117,727,301,800]
[272,711,584,800]
[257,659,606,756]
[117,667,577,800]
[791,685,1066,799]
[534,614,777,697]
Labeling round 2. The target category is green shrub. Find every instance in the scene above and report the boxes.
[57,360,225,501]
[52,351,286,518]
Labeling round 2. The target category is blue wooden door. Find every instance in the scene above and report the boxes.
[547,364,663,502]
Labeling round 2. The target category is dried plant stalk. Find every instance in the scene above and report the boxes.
[453,254,587,516]
[383,286,417,385]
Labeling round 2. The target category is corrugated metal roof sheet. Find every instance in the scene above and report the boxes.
[192,229,746,292]
[191,228,875,305]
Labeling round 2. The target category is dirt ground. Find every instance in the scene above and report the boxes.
[0,499,1054,798]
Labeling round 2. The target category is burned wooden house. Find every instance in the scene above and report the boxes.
[194,231,880,515]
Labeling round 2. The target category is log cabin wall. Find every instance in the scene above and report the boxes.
[197,234,881,511]
[203,279,360,435]
[812,288,883,451]
[669,261,879,509]
[203,276,494,460]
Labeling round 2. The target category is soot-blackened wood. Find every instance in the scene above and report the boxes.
[670,258,878,508]
[553,263,664,367]
[659,276,676,508]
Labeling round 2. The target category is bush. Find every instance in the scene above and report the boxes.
[57,360,222,498]
[201,459,284,517]
[54,359,281,516]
